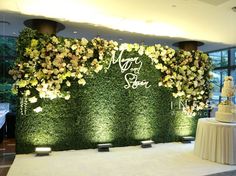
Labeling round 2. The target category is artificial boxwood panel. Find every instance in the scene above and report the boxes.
[16,55,204,154]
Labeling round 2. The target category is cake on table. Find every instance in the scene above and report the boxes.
[215,76,236,123]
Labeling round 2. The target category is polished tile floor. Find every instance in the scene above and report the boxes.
[0,138,16,176]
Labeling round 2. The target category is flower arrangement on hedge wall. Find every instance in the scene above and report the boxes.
[9,28,212,115]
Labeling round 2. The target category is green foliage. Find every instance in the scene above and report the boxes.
[16,28,37,59]
[16,54,206,153]
[10,28,212,114]
[14,28,211,153]
[0,36,17,106]
[0,36,17,58]
[0,83,16,104]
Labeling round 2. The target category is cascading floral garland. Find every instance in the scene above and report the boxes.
[9,28,213,115]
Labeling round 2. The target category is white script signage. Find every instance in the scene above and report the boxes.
[108,49,151,89]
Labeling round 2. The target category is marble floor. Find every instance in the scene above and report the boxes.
[0,138,16,176]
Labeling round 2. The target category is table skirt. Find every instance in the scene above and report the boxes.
[194,118,236,165]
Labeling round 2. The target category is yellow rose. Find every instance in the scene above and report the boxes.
[29,96,37,103]
[81,38,88,46]
[78,78,86,86]
[31,39,38,48]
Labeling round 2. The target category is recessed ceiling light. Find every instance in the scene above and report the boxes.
[73,31,77,34]
[232,7,236,12]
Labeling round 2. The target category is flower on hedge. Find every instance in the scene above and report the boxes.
[51,36,59,44]
[33,106,42,113]
[94,65,103,73]
[80,66,88,73]
[46,43,53,51]
[31,39,38,48]
[77,73,83,79]
[119,43,128,51]
[154,49,212,113]
[78,78,86,86]
[87,48,94,58]
[81,38,88,46]
[71,44,77,50]
[17,80,28,88]
[64,92,71,100]
[133,43,139,51]
[24,90,31,96]
[127,44,133,52]
[64,39,71,48]
[28,96,37,103]
[155,63,163,70]
[10,28,212,115]
[138,46,145,55]
[66,81,71,87]
[11,84,18,95]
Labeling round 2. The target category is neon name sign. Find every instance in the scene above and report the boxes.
[108,49,151,89]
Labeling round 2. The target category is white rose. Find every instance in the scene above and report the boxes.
[155,63,163,70]
[191,66,196,72]
[71,44,77,50]
[66,81,71,87]
[81,38,88,46]
[78,79,86,86]
[25,90,31,96]
[29,96,37,103]
[33,106,43,113]
[158,82,163,86]
[64,94,71,100]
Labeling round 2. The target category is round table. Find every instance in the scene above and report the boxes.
[194,118,236,165]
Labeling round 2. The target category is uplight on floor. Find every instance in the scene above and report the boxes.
[141,140,154,148]
[35,147,51,156]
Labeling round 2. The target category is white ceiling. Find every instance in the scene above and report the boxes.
[0,0,236,52]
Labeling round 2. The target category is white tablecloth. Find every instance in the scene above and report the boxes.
[194,118,236,165]
[0,110,8,128]
[0,103,10,129]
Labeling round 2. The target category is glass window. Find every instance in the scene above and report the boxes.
[230,69,236,103]
[211,69,228,105]
[230,48,236,66]
[209,51,221,68]
[222,50,228,67]
[209,47,236,111]
[0,36,17,83]
[209,50,228,68]
[0,36,17,106]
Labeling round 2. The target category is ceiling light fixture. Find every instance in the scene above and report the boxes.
[232,7,236,12]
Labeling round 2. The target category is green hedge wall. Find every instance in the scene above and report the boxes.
[16,54,205,154]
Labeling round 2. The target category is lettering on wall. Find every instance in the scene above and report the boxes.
[108,49,151,89]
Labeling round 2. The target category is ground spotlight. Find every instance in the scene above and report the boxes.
[141,140,154,148]
[35,147,51,156]
[182,136,195,143]
[97,143,112,152]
